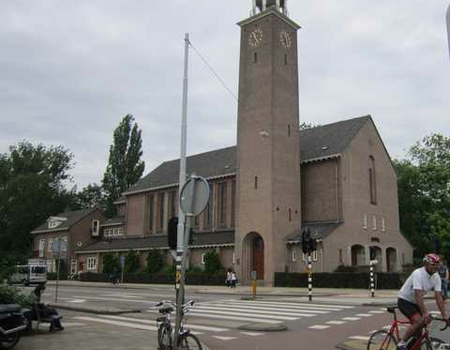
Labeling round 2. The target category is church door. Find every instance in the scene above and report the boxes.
[252,236,264,280]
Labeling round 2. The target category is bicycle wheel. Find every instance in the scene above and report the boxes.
[178,333,202,350]
[367,330,397,350]
[157,323,172,350]
[421,337,446,350]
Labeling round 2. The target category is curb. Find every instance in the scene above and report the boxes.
[238,323,288,332]
[50,303,141,315]
[335,339,366,350]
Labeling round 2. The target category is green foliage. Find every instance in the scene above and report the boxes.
[187,266,203,273]
[102,254,121,274]
[145,250,164,273]
[0,141,76,256]
[162,264,175,275]
[395,133,450,260]
[102,114,145,217]
[333,264,357,273]
[124,250,140,273]
[75,183,105,210]
[300,122,320,130]
[0,285,32,307]
[203,250,224,275]
[0,255,26,282]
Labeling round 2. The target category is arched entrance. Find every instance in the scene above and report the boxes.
[351,245,365,266]
[386,247,397,272]
[242,232,265,282]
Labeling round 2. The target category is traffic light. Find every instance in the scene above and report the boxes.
[168,217,178,250]
[188,228,195,245]
[301,228,311,254]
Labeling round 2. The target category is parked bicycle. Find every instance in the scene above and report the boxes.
[154,299,202,350]
[367,305,450,350]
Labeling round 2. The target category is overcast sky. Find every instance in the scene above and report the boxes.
[1,0,449,189]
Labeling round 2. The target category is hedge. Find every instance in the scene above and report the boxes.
[79,272,226,286]
[274,272,408,289]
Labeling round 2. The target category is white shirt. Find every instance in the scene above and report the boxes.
[398,267,441,304]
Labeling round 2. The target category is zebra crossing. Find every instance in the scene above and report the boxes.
[72,299,355,341]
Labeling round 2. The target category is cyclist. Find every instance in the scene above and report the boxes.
[396,253,450,350]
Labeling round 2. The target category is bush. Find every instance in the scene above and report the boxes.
[0,285,31,307]
[162,264,175,275]
[146,250,164,273]
[124,250,140,273]
[203,250,223,274]
[334,264,358,273]
[0,254,26,282]
[102,254,121,274]
[187,266,203,274]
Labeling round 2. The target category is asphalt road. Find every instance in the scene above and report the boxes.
[15,284,450,350]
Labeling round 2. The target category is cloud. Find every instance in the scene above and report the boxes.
[0,0,449,188]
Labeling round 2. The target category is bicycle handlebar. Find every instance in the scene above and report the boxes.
[430,316,449,331]
[153,299,195,310]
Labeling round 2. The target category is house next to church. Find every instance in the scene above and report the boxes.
[40,0,413,285]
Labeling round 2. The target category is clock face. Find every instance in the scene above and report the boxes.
[248,28,263,47]
[280,30,292,48]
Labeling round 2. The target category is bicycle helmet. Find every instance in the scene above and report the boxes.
[423,253,440,265]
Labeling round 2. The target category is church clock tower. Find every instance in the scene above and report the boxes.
[235,0,301,286]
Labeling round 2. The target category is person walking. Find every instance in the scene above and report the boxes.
[438,258,449,301]
[230,271,237,289]
[226,269,232,287]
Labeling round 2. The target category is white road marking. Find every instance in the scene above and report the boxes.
[212,336,237,341]
[202,303,329,314]
[349,336,370,341]
[240,332,265,336]
[181,312,282,324]
[188,309,298,321]
[342,317,361,321]
[102,315,229,332]
[229,300,350,310]
[67,299,86,303]
[369,310,385,314]
[355,314,373,317]
[308,325,330,330]
[71,295,158,304]
[192,305,315,317]
[61,322,86,327]
[326,320,346,325]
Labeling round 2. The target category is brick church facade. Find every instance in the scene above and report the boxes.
[40,1,413,284]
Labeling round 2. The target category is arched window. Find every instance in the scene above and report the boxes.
[369,156,377,205]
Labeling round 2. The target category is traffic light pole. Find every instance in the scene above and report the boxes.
[307,253,312,302]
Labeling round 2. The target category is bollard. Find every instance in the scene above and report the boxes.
[370,260,378,298]
[307,254,313,301]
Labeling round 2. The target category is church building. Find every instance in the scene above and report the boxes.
[72,0,413,285]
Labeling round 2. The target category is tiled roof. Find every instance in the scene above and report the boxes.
[124,116,371,194]
[286,222,342,243]
[76,230,235,253]
[31,208,98,234]
[101,216,125,226]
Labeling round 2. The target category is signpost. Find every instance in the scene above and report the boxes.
[173,174,209,349]
[53,238,67,303]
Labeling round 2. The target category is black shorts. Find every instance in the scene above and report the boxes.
[398,298,422,320]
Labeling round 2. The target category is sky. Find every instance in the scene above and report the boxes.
[1,0,449,190]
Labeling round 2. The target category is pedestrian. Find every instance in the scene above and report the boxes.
[438,258,449,301]
[29,284,64,331]
[226,268,232,287]
[230,271,237,289]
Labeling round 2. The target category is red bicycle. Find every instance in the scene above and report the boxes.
[366,306,449,350]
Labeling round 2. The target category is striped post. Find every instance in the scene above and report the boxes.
[308,254,313,301]
[370,262,375,298]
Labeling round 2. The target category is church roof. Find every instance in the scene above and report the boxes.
[124,115,371,195]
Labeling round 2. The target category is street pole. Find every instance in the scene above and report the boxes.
[447,3,450,59]
[174,32,190,350]
[55,237,61,303]
[307,253,312,301]
[370,261,375,298]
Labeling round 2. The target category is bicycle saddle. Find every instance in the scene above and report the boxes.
[386,305,398,313]
[159,305,174,314]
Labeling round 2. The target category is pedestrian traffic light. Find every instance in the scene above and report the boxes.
[301,228,311,254]
[188,228,195,246]
[168,217,178,250]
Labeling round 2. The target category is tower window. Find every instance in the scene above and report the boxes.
[289,208,292,221]
[253,52,258,63]
[288,124,291,137]
[254,176,258,189]
[369,156,377,205]
[285,54,287,65]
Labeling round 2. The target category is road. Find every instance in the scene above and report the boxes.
[15,284,450,350]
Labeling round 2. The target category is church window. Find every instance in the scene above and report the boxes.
[148,194,154,232]
[312,250,318,262]
[288,208,292,221]
[254,176,258,189]
[381,217,386,232]
[231,180,236,227]
[372,215,377,230]
[292,250,297,262]
[218,182,227,226]
[253,52,258,63]
[369,156,377,205]
[363,214,367,229]
[285,54,287,65]
[157,192,165,231]
[204,184,214,228]
[168,190,176,219]
[288,124,291,137]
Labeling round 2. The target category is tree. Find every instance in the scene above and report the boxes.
[0,141,75,256]
[124,250,140,273]
[75,183,105,209]
[395,134,450,261]
[102,114,145,217]
[203,250,224,275]
[102,254,120,274]
[146,250,164,273]
[300,122,320,130]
